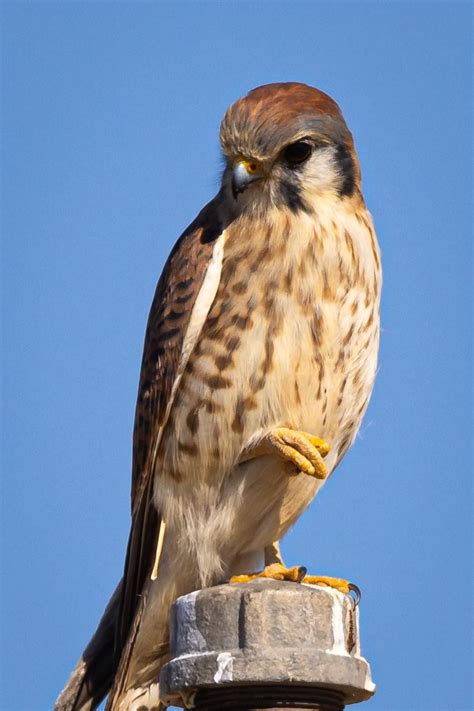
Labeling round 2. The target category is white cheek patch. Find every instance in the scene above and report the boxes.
[302,146,341,194]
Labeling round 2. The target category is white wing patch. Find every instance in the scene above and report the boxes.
[180,232,226,364]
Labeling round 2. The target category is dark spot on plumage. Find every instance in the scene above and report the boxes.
[371,240,381,271]
[345,230,357,265]
[340,375,348,394]
[215,353,234,371]
[373,271,379,293]
[338,254,352,289]
[254,242,271,264]
[243,395,257,410]
[204,373,232,389]
[193,341,203,356]
[226,335,241,351]
[337,434,352,459]
[179,440,198,456]
[284,263,294,291]
[335,348,345,371]
[176,292,193,304]
[156,327,181,343]
[335,142,355,197]
[222,257,238,278]
[298,258,308,278]
[231,404,245,433]
[250,373,266,393]
[216,299,233,317]
[235,245,253,262]
[361,333,372,352]
[365,309,374,329]
[232,281,247,295]
[234,314,253,330]
[311,311,323,346]
[262,338,274,374]
[264,293,275,312]
[342,324,355,347]
[186,408,200,435]
[205,315,219,331]
[364,288,371,309]
[294,380,301,405]
[167,309,185,321]
[267,278,279,293]
[322,392,328,414]
[204,315,223,340]
[319,357,325,381]
[322,269,333,300]
[299,289,313,313]
[279,180,311,214]
[357,398,368,416]
[176,277,193,290]
[231,396,257,434]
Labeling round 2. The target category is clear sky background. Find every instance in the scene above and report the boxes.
[1,2,472,710]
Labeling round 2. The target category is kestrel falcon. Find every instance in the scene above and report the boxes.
[57,82,381,711]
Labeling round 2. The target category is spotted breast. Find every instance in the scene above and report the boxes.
[155,194,380,585]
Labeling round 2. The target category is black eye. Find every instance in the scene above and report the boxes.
[282,140,312,167]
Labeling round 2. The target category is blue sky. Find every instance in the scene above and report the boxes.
[2,2,472,710]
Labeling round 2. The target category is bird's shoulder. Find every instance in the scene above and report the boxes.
[131,194,225,510]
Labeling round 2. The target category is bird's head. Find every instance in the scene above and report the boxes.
[219,82,361,216]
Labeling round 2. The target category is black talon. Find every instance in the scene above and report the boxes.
[296,566,307,583]
[348,583,361,606]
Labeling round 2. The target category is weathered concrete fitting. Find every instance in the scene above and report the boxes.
[159,579,376,709]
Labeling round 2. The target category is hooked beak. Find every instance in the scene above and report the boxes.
[231,159,263,199]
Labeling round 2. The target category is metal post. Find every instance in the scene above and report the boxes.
[160,579,375,709]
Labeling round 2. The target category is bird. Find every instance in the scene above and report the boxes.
[56,82,381,711]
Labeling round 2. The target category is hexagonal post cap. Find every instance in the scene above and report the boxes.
[160,579,376,709]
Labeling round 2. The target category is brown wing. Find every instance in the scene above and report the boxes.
[116,195,224,656]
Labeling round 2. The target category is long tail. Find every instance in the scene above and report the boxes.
[105,572,172,710]
[55,581,122,711]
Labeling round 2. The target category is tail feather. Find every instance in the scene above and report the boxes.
[55,581,122,711]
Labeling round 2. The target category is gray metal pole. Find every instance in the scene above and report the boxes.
[160,579,375,709]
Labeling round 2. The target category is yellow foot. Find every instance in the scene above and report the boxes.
[243,427,330,479]
[304,574,361,604]
[230,562,307,584]
[230,565,361,604]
